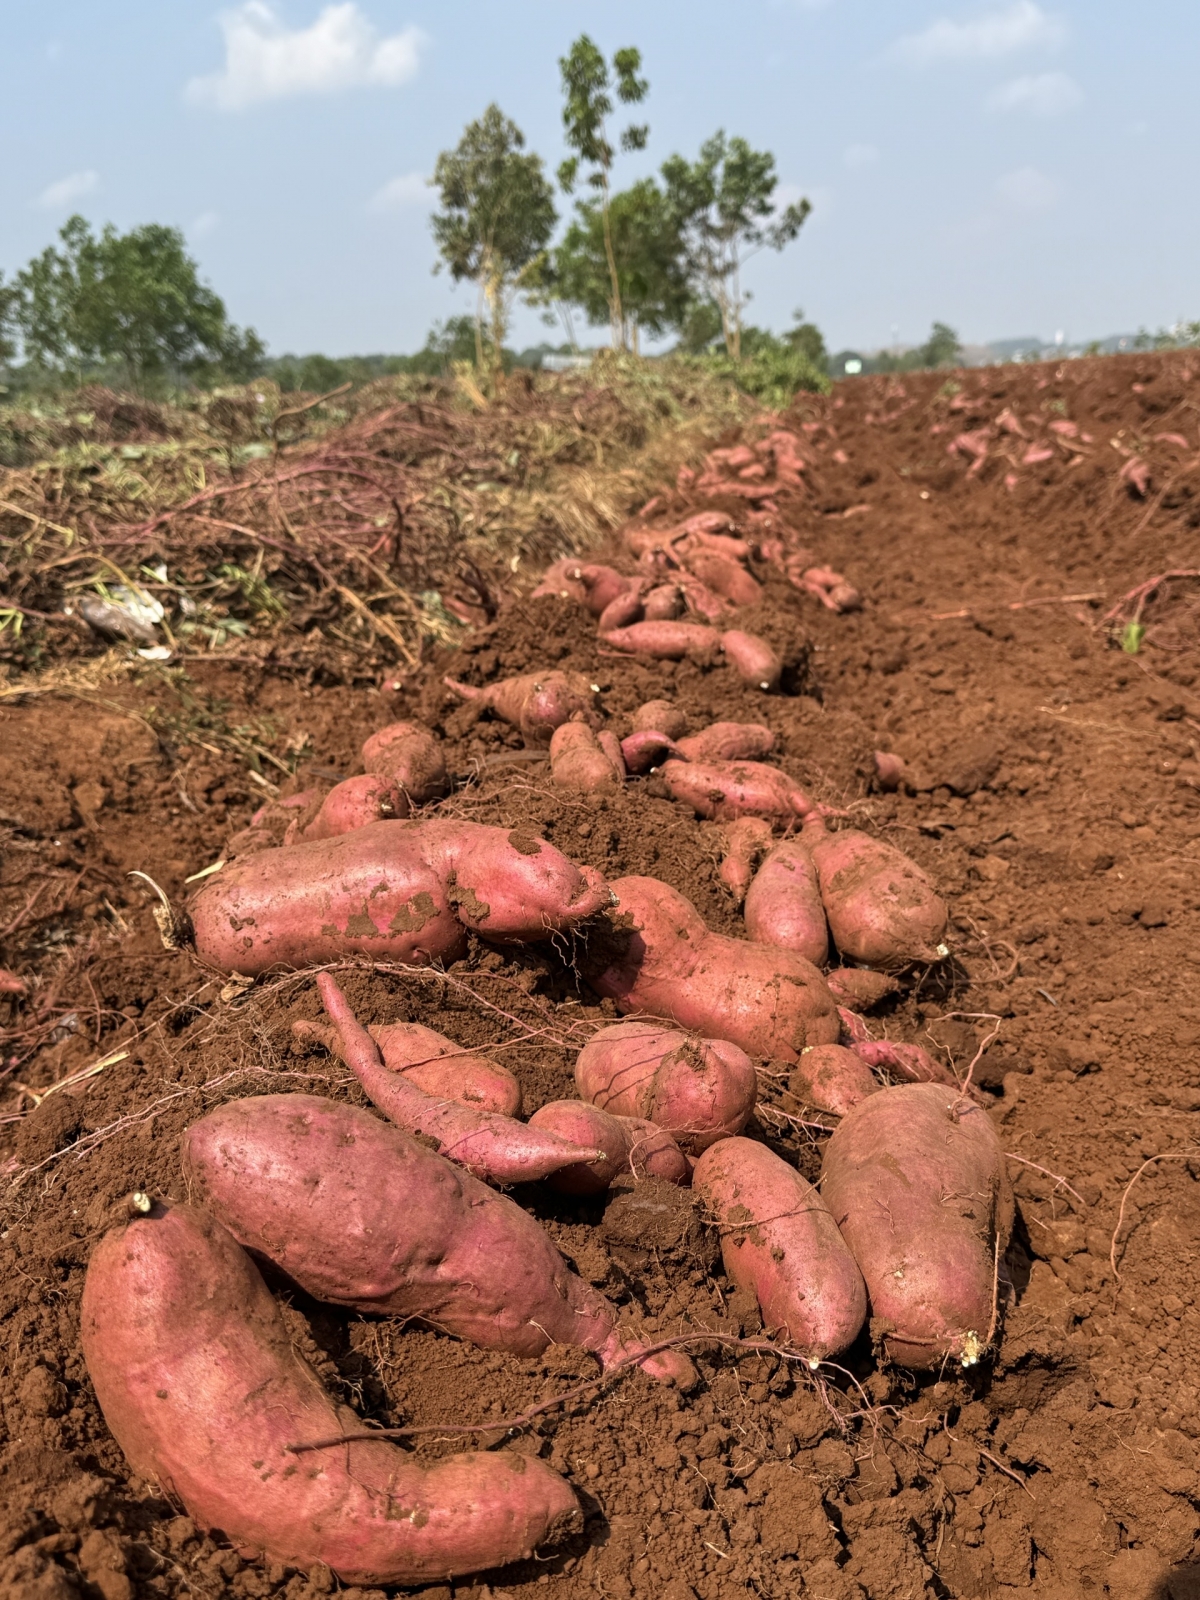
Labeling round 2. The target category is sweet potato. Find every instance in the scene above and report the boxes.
[182,1093,694,1390]
[824,968,901,1011]
[675,722,776,763]
[292,1017,522,1116]
[189,819,611,975]
[316,974,602,1185]
[550,722,624,791]
[599,620,721,659]
[850,1038,964,1093]
[676,572,736,621]
[798,565,862,613]
[81,1200,580,1584]
[717,817,774,904]
[803,817,949,969]
[788,1044,880,1117]
[597,586,647,632]
[685,551,761,607]
[692,1138,866,1360]
[720,629,782,691]
[578,563,635,615]
[285,775,406,843]
[588,877,840,1061]
[620,730,679,774]
[837,1006,871,1044]
[643,583,685,620]
[528,1100,690,1193]
[361,721,448,804]
[574,1020,757,1154]
[443,670,599,744]
[659,759,822,824]
[743,839,829,966]
[821,1083,1013,1367]
[632,700,688,738]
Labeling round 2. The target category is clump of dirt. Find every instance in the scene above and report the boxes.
[2,351,1200,1600]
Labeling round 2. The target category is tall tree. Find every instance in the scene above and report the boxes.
[551,179,687,351]
[661,133,810,362]
[11,215,263,389]
[557,35,648,352]
[431,104,557,382]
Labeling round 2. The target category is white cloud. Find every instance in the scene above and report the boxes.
[896,1,1064,64]
[187,2,424,111]
[987,70,1081,114]
[190,210,221,238]
[36,169,99,209]
[367,171,431,212]
[996,164,1059,210]
[843,142,879,169]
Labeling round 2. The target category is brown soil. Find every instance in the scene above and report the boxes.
[2,351,1200,1600]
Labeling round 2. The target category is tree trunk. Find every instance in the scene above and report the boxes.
[600,170,625,353]
[485,261,507,392]
[473,276,486,374]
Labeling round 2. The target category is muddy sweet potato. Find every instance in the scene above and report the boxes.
[643,583,685,620]
[597,585,648,632]
[578,564,634,615]
[717,817,774,904]
[285,775,407,843]
[81,1200,580,1585]
[850,1038,966,1093]
[189,819,611,975]
[528,1101,690,1193]
[803,817,949,969]
[788,1044,880,1117]
[659,760,822,824]
[444,670,599,744]
[182,1092,694,1390]
[550,722,625,791]
[821,1083,1013,1368]
[292,1017,522,1116]
[824,968,901,1011]
[361,721,448,804]
[743,839,829,966]
[676,572,736,621]
[632,700,688,738]
[574,1020,757,1154]
[620,730,680,774]
[599,620,721,659]
[692,1138,866,1360]
[720,630,782,691]
[588,877,840,1061]
[529,556,588,604]
[675,722,776,763]
[685,551,761,607]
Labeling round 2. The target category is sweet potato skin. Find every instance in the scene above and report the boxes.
[805,818,948,969]
[717,817,773,905]
[189,819,610,975]
[81,1200,580,1584]
[685,552,761,607]
[286,775,407,843]
[528,1100,690,1193]
[620,730,679,775]
[599,621,721,659]
[632,700,688,738]
[788,1044,880,1117]
[720,630,782,691]
[361,721,448,803]
[693,1138,867,1359]
[675,722,775,763]
[574,1020,757,1154]
[743,839,829,966]
[589,877,840,1062]
[550,722,624,791]
[292,1018,522,1116]
[825,968,901,1011]
[821,1083,1014,1368]
[659,759,819,824]
[444,671,599,744]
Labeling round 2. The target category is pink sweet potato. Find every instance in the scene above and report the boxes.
[597,585,647,632]
[316,974,601,1185]
[643,582,685,621]
[742,839,829,966]
[824,968,901,1011]
[361,721,448,804]
[588,877,840,1062]
[444,670,598,744]
[788,1044,880,1117]
[659,759,821,824]
[692,1138,866,1360]
[530,556,587,603]
[717,817,774,904]
[632,700,688,738]
[81,1200,580,1584]
[189,819,611,975]
[803,817,949,969]
[550,722,624,791]
[285,775,407,843]
[685,551,761,607]
[599,620,721,659]
[620,729,680,774]
[182,1093,694,1390]
[574,1020,757,1154]
[676,572,736,621]
[528,1100,690,1193]
[850,1038,965,1094]
[675,722,776,763]
[720,629,782,691]
[579,564,634,614]
[821,1083,1013,1368]
[292,1017,522,1116]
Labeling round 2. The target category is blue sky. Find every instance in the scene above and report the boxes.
[4,1,1196,356]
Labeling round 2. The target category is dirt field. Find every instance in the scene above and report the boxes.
[2,351,1199,1600]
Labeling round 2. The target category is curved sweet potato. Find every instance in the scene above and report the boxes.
[81,1201,579,1585]
[685,552,761,607]
[292,1017,522,1116]
[632,699,688,738]
[529,556,588,604]
[361,721,448,804]
[550,722,624,792]
[720,630,782,691]
[659,759,821,824]
[850,1038,964,1093]
[803,817,948,969]
[316,974,601,1185]
[189,819,611,975]
[743,839,829,966]
[599,621,721,660]
[620,729,679,774]
[717,817,774,905]
[692,1138,866,1360]
[597,586,647,632]
[444,671,599,744]
[676,572,736,621]
[528,1100,690,1193]
[643,583,685,621]
[675,722,775,764]
[182,1093,694,1389]
[285,775,407,843]
[578,564,634,615]
[574,1020,757,1154]
[588,877,840,1062]
[788,1044,880,1117]
[821,1083,1013,1368]
[825,968,901,1011]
